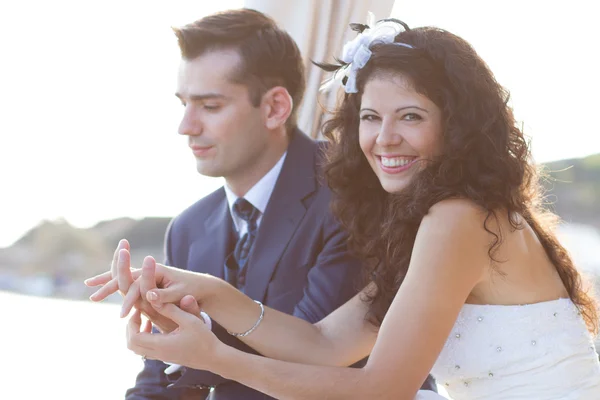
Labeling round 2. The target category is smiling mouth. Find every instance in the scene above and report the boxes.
[377,156,419,173]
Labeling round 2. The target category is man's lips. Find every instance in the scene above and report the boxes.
[190,145,214,156]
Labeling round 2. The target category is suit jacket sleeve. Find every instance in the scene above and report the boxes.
[291,210,362,322]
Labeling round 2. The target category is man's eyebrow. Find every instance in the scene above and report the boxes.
[175,92,228,101]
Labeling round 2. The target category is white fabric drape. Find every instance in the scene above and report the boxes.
[244,0,395,138]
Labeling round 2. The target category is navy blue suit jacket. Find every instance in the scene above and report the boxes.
[126,131,365,399]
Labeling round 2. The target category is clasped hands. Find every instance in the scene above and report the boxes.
[85,239,222,371]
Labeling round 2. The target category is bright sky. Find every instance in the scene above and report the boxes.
[0,0,598,247]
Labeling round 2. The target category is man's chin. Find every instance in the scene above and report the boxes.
[195,163,223,178]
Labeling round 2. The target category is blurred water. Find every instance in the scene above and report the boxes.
[557,223,600,275]
[0,292,141,399]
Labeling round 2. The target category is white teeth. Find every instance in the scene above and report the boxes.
[381,157,415,168]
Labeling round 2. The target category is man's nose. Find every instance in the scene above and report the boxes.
[178,107,202,136]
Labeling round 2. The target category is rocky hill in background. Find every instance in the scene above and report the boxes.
[541,153,600,229]
[0,217,170,299]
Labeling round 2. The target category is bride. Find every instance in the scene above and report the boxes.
[88,18,600,399]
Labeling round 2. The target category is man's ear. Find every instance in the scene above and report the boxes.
[262,86,293,130]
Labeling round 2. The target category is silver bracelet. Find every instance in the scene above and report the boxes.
[227,300,265,337]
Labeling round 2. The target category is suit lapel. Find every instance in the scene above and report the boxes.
[244,131,318,302]
[188,191,232,279]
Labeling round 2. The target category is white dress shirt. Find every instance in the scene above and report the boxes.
[223,152,287,235]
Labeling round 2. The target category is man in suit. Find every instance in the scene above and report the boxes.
[120,9,364,400]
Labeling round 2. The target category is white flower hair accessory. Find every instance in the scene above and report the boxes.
[320,13,413,94]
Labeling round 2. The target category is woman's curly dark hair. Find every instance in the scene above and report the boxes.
[320,23,598,333]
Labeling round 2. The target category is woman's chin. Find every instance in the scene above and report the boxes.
[381,182,409,194]
[379,176,412,194]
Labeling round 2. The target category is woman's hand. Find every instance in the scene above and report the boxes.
[95,251,181,332]
[127,294,225,372]
[84,239,222,331]
[118,255,219,321]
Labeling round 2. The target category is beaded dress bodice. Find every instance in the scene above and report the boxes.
[426,298,600,399]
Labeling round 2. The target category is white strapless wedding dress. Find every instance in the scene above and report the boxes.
[415,298,600,399]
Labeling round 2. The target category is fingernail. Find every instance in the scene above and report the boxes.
[147,291,158,301]
[120,307,127,318]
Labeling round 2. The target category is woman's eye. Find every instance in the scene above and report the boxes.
[360,114,379,122]
[403,113,422,121]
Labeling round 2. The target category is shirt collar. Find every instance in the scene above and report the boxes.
[224,152,287,227]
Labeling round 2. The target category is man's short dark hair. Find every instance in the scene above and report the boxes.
[173,9,306,130]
